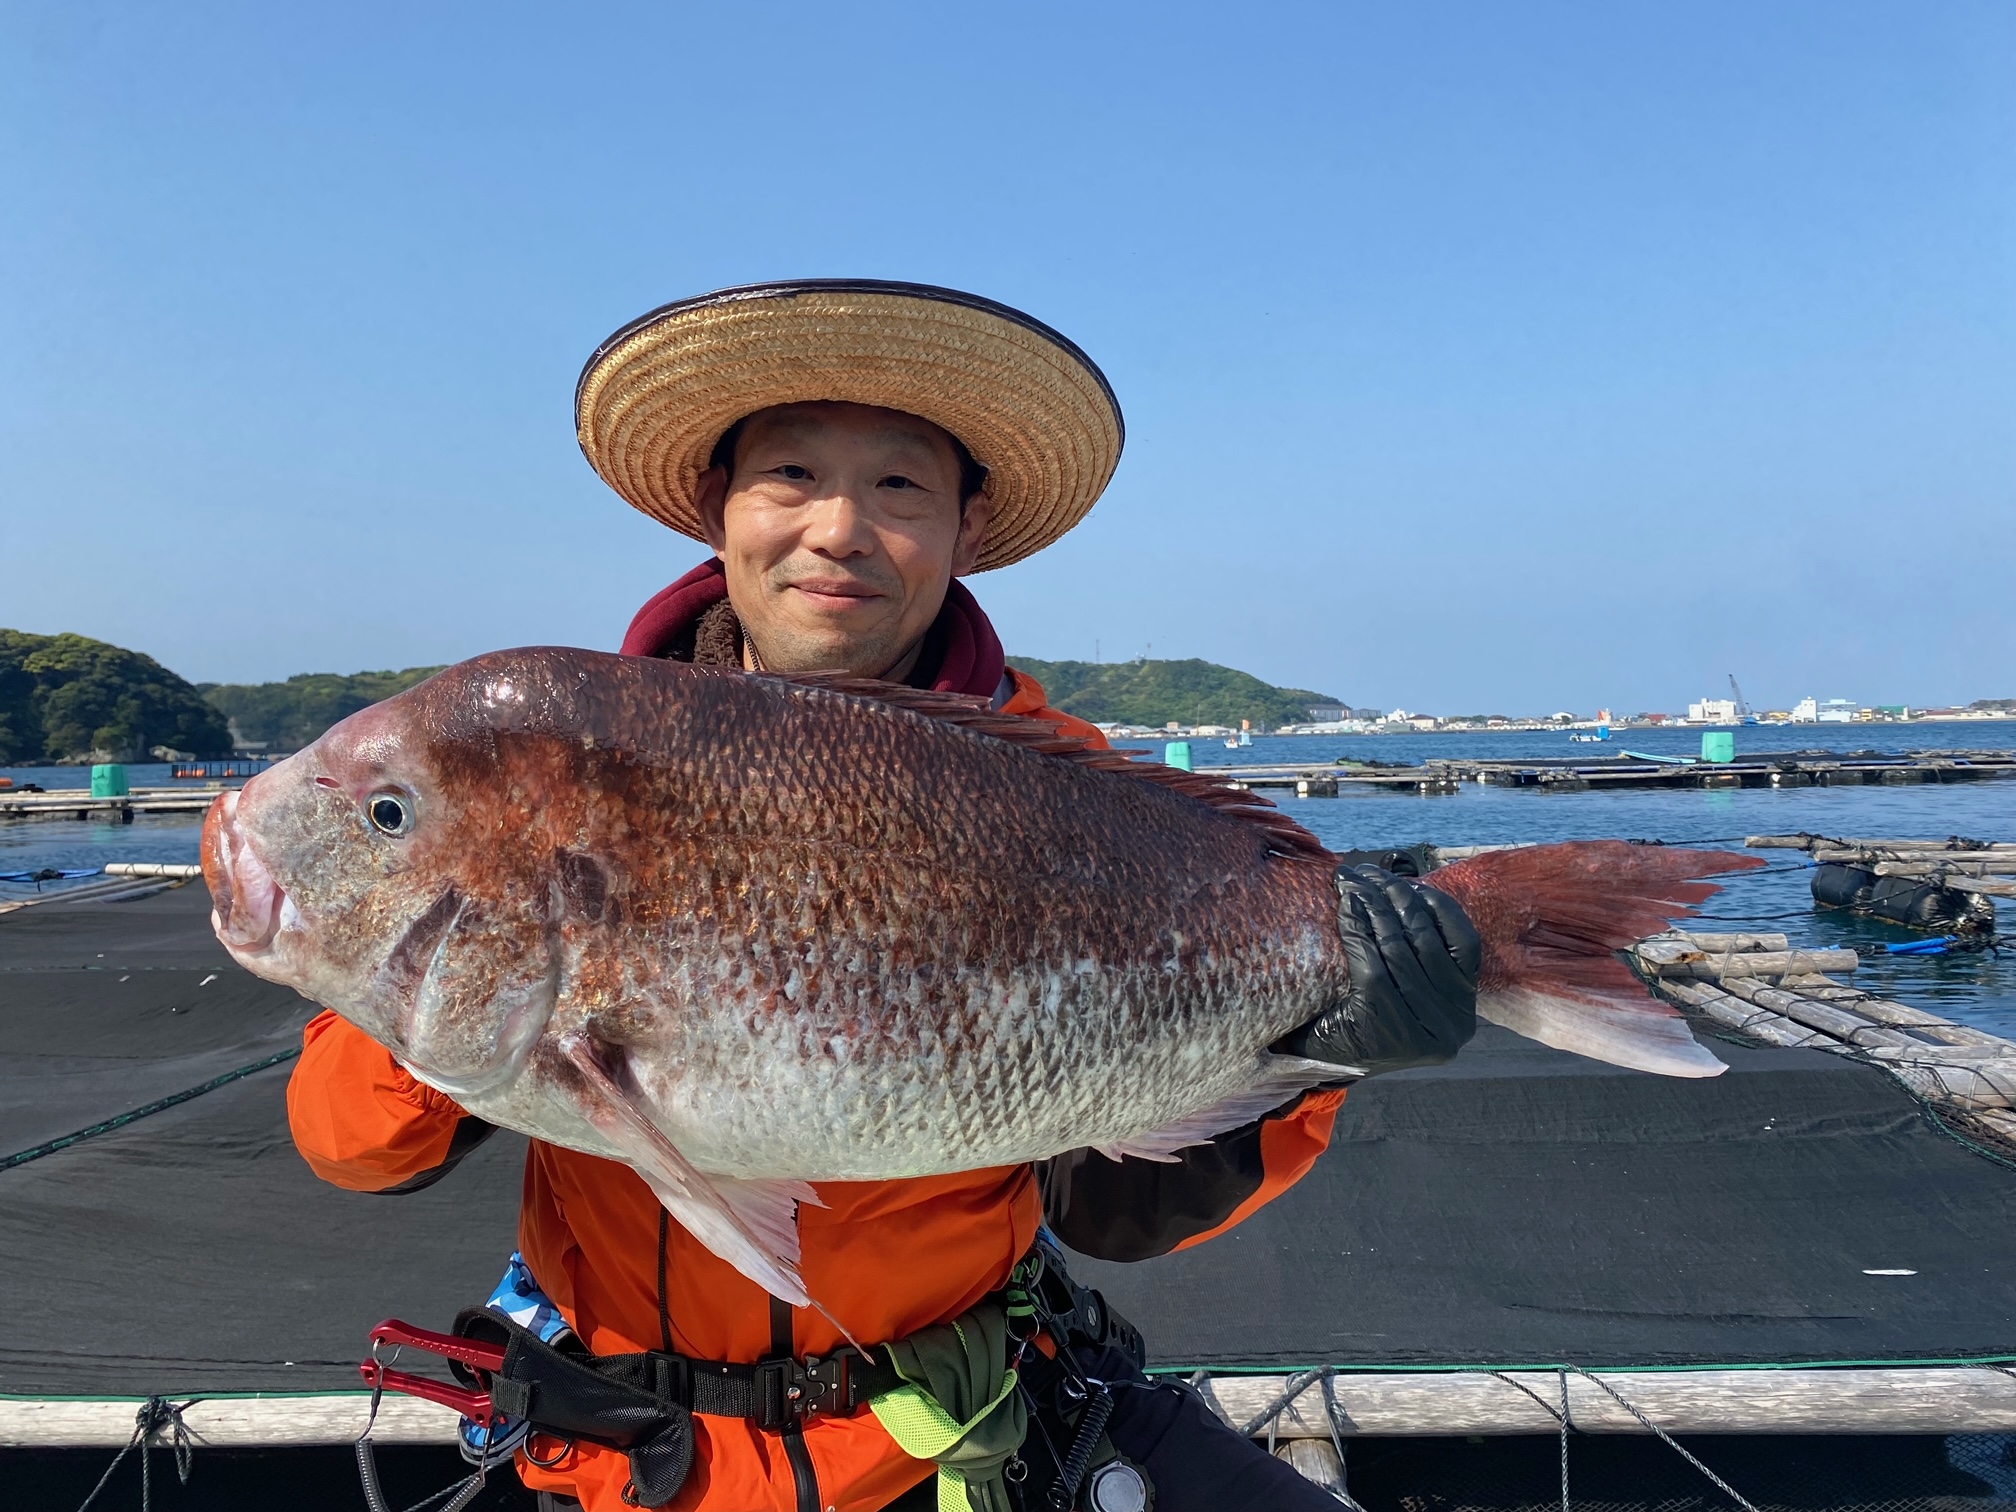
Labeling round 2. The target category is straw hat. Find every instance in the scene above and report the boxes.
[575,280,1124,572]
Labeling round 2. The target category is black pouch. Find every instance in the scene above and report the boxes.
[452,1310,696,1507]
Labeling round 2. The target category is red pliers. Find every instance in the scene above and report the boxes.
[361,1318,504,1422]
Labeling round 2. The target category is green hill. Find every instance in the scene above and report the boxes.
[0,630,234,764]
[198,667,445,752]
[1008,656,1341,729]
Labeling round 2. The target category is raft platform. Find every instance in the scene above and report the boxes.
[1209,747,2016,796]
[0,785,231,823]
[6,880,2016,1509]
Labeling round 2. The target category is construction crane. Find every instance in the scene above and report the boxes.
[1728,674,1759,726]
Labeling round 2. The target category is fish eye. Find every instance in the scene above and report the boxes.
[366,792,414,837]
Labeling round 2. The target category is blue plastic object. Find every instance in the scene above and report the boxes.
[90,763,129,798]
[1164,741,1193,772]
[1700,731,1736,764]
[1882,937,1959,956]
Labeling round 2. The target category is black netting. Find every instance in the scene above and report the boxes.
[1333,1433,2016,1512]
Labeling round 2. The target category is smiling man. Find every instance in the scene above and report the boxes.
[288,281,1478,1512]
[695,401,994,681]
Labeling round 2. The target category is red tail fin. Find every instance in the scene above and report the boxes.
[1424,842,1763,1077]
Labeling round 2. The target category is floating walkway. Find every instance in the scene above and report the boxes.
[0,785,227,822]
[1210,747,2016,796]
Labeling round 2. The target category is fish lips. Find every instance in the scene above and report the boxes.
[204,788,290,958]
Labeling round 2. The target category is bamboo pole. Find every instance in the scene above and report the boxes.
[0,1393,459,1448]
[1633,942,1860,978]
[1192,1367,2016,1438]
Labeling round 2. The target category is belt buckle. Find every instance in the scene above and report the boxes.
[757,1353,854,1430]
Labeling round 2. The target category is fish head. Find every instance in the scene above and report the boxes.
[202,653,615,1100]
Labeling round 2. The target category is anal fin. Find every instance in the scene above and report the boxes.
[557,1033,818,1305]
[1094,1055,1354,1162]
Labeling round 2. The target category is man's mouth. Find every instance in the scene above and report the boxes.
[784,579,884,608]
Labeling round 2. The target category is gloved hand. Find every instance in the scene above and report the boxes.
[1274,865,1481,1076]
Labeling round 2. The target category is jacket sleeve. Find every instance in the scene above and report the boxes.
[287,1010,495,1193]
[1038,1089,1347,1261]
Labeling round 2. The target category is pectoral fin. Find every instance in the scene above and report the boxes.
[557,1033,819,1305]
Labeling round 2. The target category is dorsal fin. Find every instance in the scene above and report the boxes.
[770,672,1334,862]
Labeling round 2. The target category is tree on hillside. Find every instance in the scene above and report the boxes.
[199,667,446,751]
[0,631,232,762]
[0,630,46,765]
[1007,656,1341,730]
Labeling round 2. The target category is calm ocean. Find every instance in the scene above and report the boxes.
[5,720,2012,1033]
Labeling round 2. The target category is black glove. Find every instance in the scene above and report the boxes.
[1274,864,1481,1076]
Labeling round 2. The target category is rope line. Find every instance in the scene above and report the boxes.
[0,1048,301,1172]
[1317,1372,1371,1512]
[1558,1368,1570,1512]
[1566,1367,1760,1511]
[73,1397,197,1512]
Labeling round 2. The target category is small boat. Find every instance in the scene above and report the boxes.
[1568,724,1612,743]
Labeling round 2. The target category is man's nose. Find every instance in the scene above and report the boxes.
[802,491,875,557]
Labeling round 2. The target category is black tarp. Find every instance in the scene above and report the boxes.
[4,883,2014,1399]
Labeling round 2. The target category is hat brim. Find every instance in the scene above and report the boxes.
[575,281,1124,572]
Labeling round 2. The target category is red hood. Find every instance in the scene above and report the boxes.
[620,560,1006,698]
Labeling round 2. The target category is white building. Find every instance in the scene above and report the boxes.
[1790,697,1818,722]
[1686,698,1740,724]
[1817,699,1859,723]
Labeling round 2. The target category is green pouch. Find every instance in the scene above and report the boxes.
[870,1303,1028,1512]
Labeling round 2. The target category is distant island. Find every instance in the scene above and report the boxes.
[199,666,445,753]
[1008,656,1342,732]
[0,631,232,765]
[2,628,2008,764]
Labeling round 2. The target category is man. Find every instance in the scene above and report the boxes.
[289,281,1478,1511]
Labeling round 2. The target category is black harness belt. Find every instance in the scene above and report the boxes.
[457,1307,906,1431]
[360,1239,1140,1508]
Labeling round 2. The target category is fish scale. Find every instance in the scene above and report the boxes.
[205,647,1759,1304]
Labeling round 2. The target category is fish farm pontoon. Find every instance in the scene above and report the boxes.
[4,875,2015,1510]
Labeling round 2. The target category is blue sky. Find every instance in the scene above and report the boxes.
[4,1,2011,714]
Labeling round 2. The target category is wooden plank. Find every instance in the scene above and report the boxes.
[1273,1439,1347,1491]
[1194,1367,2016,1438]
[1651,979,1828,1048]
[1790,985,2016,1048]
[1747,836,2016,852]
[1924,876,2016,899]
[1637,947,1860,978]
[0,1393,459,1448]
[1672,931,1791,952]
[1706,976,1920,1048]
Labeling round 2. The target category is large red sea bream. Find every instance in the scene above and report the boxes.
[204,648,1757,1307]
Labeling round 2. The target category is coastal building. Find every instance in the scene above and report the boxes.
[1791,697,1819,722]
[1686,697,1740,724]
[1817,699,1859,723]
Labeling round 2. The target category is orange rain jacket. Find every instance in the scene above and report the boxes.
[287,668,1346,1512]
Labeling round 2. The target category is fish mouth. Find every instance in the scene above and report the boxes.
[203,788,286,957]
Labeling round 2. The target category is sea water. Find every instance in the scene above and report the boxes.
[4,725,2012,1033]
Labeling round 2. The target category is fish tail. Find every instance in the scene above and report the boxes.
[1422,841,1765,1077]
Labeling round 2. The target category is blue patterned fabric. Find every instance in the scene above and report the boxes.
[486,1251,574,1344]
[459,1251,575,1465]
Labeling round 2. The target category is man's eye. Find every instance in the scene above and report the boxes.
[775,464,812,481]
[879,475,920,490]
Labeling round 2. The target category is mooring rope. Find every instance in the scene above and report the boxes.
[73,1397,197,1512]
[0,1048,301,1172]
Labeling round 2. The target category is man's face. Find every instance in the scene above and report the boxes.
[694,402,994,680]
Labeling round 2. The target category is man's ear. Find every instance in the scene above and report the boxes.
[694,466,730,554]
[950,491,994,576]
